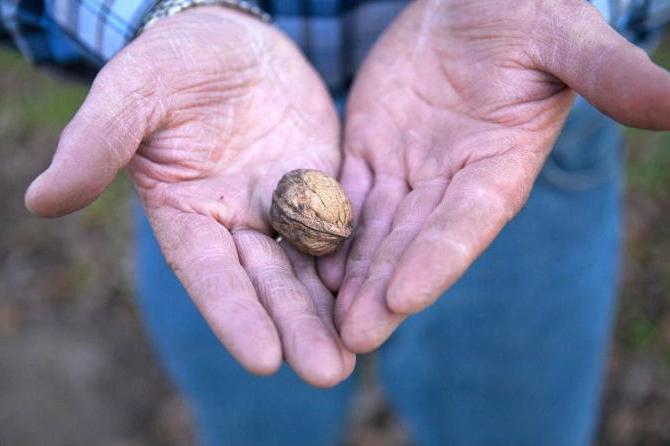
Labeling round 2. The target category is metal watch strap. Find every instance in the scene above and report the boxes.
[140,0,271,33]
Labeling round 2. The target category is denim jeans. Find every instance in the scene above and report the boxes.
[133,96,623,446]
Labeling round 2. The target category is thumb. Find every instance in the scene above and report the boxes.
[535,0,670,130]
[25,59,159,217]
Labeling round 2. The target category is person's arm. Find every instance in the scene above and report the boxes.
[23,2,354,387]
[319,0,670,353]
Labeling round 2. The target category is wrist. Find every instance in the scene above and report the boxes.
[113,3,291,94]
[139,5,280,55]
[140,0,270,34]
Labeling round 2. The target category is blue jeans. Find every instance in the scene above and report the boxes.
[133,97,623,446]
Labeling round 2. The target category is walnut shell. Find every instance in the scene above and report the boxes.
[270,169,354,256]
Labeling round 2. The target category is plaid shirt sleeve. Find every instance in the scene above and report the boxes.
[0,0,669,79]
[0,0,158,68]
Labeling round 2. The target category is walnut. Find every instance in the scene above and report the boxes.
[270,169,354,256]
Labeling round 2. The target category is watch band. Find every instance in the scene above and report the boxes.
[140,0,272,34]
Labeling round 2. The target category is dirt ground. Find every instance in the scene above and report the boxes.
[0,36,669,445]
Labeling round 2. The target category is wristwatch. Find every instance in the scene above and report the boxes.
[140,0,272,34]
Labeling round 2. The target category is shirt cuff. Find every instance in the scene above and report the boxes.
[50,0,156,65]
[50,0,266,66]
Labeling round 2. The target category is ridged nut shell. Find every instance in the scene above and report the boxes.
[270,169,354,256]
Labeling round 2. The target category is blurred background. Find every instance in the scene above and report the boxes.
[1,34,669,446]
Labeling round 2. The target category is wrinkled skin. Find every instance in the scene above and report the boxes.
[319,0,670,353]
[25,8,354,387]
[26,1,670,385]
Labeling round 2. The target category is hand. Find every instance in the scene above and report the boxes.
[319,0,670,352]
[25,8,354,387]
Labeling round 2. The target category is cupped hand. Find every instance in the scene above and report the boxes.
[25,7,354,387]
[320,0,670,353]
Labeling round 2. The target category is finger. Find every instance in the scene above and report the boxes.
[283,244,356,380]
[25,55,160,217]
[535,0,670,130]
[339,178,446,353]
[234,230,350,387]
[148,208,282,375]
[318,155,373,291]
[387,149,542,315]
[333,173,408,329]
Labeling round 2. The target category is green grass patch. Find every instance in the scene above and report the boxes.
[626,130,670,198]
[80,173,133,228]
[622,317,660,350]
[0,49,87,130]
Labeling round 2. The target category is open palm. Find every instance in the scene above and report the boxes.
[26,8,354,387]
[320,0,670,352]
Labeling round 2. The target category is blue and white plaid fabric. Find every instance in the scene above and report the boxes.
[1,0,669,91]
